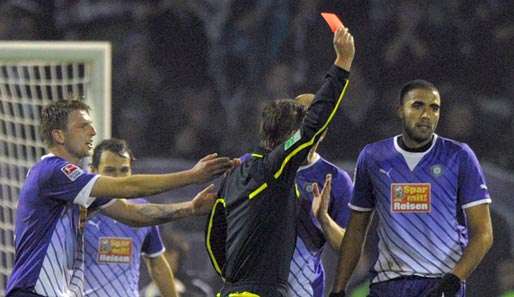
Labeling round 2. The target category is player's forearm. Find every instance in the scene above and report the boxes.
[115,202,194,227]
[319,213,346,250]
[333,227,366,291]
[120,172,200,197]
[93,170,197,198]
[332,211,372,292]
[451,231,493,280]
[147,256,179,297]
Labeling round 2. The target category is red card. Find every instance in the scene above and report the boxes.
[321,12,344,32]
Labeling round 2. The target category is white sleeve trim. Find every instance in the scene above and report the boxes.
[348,203,374,212]
[73,175,100,207]
[142,247,166,258]
[461,198,492,209]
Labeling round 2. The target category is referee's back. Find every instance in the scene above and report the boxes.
[207,64,351,297]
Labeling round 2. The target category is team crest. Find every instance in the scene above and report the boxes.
[60,163,84,181]
[430,164,444,177]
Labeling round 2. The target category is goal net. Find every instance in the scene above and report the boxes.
[0,42,111,294]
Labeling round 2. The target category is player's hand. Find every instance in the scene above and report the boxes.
[312,174,332,221]
[333,26,355,71]
[191,153,234,183]
[222,158,241,178]
[191,184,217,216]
[425,274,461,297]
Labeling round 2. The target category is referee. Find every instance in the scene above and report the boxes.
[206,25,355,297]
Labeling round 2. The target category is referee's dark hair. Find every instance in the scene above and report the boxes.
[259,99,306,150]
[399,79,439,105]
[91,138,135,169]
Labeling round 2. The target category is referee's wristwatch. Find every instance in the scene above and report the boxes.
[329,291,346,297]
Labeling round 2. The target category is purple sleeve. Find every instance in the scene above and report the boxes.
[329,169,353,228]
[458,144,491,208]
[41,159,98,207]
[349,147,375,211]
[142,226,165,257]
[239,153,252,163]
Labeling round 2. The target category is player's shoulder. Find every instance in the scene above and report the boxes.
[436,135,476,156]
[40,154,89,184]
[317,155,350,177]
[359,137,396,159]
[28,154,68,179]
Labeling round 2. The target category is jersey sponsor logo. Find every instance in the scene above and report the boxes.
[391,183,431,213]
[97,237,132,263]
[61,163,84,181]
[284,130,301,150]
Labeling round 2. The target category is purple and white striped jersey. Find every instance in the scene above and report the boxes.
[349,135,491,284]
[288,154,352,297]
[83,199,165,297]
[7,154,106,297]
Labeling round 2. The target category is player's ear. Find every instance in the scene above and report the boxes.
[51,129,65,145]
[397,105,404,120]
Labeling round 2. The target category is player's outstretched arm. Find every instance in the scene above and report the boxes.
[312,174,346,250]
[331,210,373,296]
[101,184,217,227]
[91,153,233,198]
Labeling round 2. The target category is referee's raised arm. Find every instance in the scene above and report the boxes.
[264,25,355,180]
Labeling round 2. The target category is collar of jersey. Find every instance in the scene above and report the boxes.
[297,153,321,172]
[41,153,56,160]
[393,134,438,157]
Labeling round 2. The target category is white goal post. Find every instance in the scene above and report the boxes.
[0,42,111,294]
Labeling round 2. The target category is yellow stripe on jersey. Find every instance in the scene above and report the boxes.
[249,183,268,200]
[206,198,226,277]
[228,291,260,297]
[295,183,301,199]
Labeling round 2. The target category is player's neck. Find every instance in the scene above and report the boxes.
[399,134,434,152]
[306,150,316,165]
[49,146,81,164]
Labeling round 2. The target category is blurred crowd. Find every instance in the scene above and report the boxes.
[1,0,513,170]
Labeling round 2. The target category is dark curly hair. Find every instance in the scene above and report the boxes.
[259,99,307,150]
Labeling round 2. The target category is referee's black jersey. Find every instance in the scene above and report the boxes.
[206,65,350,297]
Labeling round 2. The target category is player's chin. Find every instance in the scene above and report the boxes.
[413,131,433,143]
[80,148,92,158]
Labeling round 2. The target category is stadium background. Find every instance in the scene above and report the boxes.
[0,1,513,296]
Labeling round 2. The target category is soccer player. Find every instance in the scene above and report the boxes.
[84,138,176,297]
[329,80,493,297]
[287,93,352,297]
[206,26,355,297]
[7,100,234,297]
